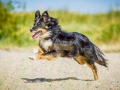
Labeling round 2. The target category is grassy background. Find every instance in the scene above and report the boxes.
[0,2,120,52]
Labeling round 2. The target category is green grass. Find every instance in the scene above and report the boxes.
[0,3,120,52]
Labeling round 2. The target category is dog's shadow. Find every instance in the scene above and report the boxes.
[21,77,93,83]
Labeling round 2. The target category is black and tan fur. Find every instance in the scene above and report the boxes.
[30,10,107,80]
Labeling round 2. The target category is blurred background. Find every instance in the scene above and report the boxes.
[0,0,120,52]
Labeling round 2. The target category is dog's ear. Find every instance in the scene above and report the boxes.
[35,10,41,19]
[42,11,49,22]
[42,11,49,17]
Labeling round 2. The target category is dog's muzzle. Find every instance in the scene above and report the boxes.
[30,25,37,32]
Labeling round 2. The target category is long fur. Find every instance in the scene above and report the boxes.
[45,25,107,67]
[30,10,107,67]
[30,10,108,80]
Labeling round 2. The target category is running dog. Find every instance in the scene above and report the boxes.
[30,10,107,80]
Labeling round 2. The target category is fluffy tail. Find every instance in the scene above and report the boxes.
[94,45,108,67]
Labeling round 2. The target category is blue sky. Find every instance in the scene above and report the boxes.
[15,0,120,14]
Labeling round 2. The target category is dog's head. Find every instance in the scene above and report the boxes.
[30,10,58,39]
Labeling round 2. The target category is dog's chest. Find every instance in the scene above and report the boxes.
[39,39,52,51]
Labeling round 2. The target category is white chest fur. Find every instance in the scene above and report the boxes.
[39,39,52,51]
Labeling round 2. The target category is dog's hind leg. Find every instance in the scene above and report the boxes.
[85,52,98,80]
[87,63,98,80]
[74,55,98,80]
[74,55,86,65]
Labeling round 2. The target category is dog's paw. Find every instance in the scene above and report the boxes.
[29,56,36,60]
[33,49,38,54]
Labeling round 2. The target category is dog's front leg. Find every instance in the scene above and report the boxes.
[36,51,54,60]
[29,44,43,60]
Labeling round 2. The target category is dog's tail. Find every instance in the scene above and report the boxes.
[94,45,108,67]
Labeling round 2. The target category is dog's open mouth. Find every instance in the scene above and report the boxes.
[32,31,41,39]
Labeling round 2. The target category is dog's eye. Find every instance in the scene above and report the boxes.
[40,30,42,33]
[38,23,41,25]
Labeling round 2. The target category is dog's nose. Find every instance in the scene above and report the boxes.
[30,28,33,32]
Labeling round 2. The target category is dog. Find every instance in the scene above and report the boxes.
[29,10,55,60]
[30,10,107,80]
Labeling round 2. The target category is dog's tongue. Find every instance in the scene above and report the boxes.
[32,32,40,39]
